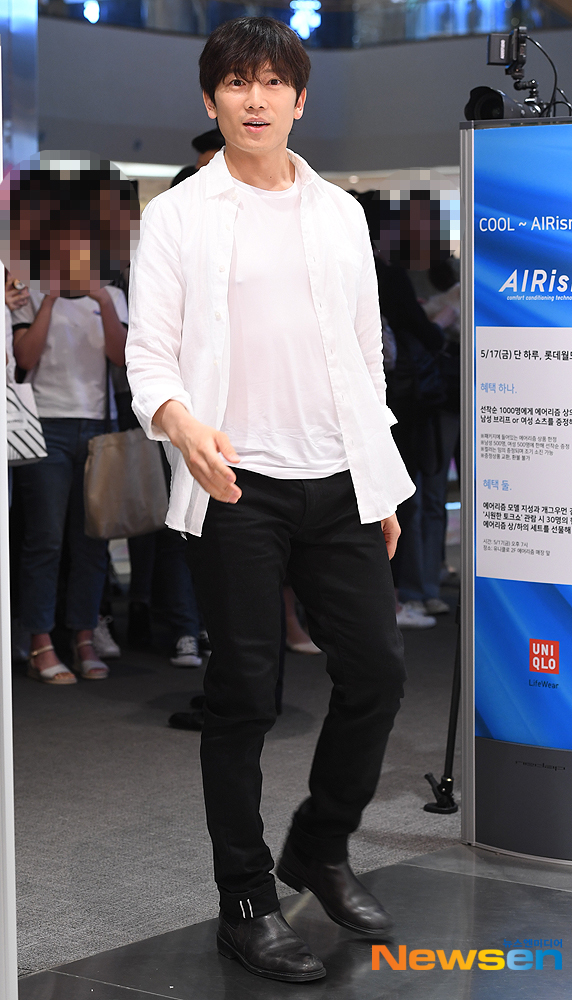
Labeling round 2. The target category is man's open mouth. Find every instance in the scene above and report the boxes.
[244,120,270,132]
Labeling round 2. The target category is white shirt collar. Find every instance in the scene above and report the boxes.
[203,147,317,200]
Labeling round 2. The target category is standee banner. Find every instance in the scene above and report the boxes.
[472,121,572,757]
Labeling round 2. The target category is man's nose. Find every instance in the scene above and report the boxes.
[246,82,267,107]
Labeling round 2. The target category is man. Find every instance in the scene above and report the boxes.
[169,127,225,187]
[126,16,414,983]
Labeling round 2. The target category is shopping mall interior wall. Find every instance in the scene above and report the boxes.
[38,17,572,171]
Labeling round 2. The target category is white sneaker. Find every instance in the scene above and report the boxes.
[425,598,450,615]
[92,615,121,659]
[406,600,427,616]
[170,635,202,668]
[396,602,437,629]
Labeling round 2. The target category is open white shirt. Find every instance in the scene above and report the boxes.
[126,149,414,536]
[223,174,348,479]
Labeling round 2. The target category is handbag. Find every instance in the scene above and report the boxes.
[6,382,48,466]
[83,366,169,539]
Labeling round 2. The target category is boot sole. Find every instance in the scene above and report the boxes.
[275,861,393,938]
[216,934,326,982]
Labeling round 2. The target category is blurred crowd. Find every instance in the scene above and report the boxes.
[4,133,460,719]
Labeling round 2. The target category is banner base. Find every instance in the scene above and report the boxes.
[476,736,572,862]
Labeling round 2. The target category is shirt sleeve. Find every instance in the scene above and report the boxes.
[125,195,194,441]
[353,209,397,428]
[107,285,129,325]
[10,296,38,329]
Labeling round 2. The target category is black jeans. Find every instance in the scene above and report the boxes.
[186,468,406,920]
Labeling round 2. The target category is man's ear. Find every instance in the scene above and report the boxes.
[293,87,307,120]
[202,90,218,121]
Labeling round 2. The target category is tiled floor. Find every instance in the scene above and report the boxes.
[19,845,572,1000]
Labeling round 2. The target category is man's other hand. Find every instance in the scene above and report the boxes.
[381,513,400,560]
[152,400,242,503]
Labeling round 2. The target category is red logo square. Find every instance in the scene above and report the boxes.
[529,639,559,674]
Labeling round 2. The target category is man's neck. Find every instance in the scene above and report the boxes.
[223,144,295,191]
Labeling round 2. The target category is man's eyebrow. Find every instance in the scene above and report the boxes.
[226,67,281,79]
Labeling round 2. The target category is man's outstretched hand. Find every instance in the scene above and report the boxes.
[153,400,242,503]
[381,512,401,560]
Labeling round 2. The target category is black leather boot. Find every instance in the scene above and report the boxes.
[217,909,326,982]
[276,840,393,936]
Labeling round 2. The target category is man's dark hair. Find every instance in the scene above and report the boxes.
[192,128,225,154]
[199,17,311,104]
[170,165,196,188]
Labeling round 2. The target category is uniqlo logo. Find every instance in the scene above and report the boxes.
[529,639,559,674]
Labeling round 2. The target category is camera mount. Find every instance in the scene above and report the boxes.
[464,27,571,122]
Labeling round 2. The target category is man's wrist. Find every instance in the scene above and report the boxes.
[153,399,197,445]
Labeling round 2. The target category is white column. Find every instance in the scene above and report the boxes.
[0,39,19,999]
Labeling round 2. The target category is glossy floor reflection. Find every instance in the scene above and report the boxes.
[19,846,572,1000]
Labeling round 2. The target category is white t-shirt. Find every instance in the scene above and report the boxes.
[12,287,128,419]
[222,174,348,479]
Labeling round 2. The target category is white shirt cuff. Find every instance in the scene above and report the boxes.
[132,388,194,441]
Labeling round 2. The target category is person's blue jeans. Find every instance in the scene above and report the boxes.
[397,410,460,602]
[129,527,201,640]
[17,418,110,634]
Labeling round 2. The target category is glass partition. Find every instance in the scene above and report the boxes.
[39,0,572,49]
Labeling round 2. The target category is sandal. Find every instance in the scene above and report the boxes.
[73,639,110,681]
[28,644,77,686]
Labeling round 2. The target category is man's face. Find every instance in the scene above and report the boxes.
[203,64,305,157]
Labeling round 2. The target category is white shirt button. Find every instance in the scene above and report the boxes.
[215,311,221,320]
[219,265,225,272]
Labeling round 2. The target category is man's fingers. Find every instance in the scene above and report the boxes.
[203,451,238,488]
[215,431,240,464]
[184,450,241,503]
[205,462,240,496]
[193,464,241,502]
[203,478,242,503]
[381,514,401,560]
[199,438,238,483]
[174,423,241,503]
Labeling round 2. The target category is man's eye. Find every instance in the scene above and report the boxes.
[231,79,244,86]
[268,78,282,85]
